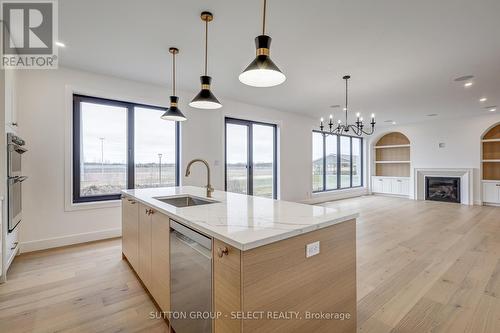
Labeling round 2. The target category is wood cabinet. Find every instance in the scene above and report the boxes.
[121,197,139,269]
[150,211,170,312]
[122,199,170,313]
[138,203,152,289]
[482,181,500,204]
[213,219,357,333]
[372,176,409,196]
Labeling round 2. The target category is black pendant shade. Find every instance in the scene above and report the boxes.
[190,11,222,109]
[239,0,286,87]
[239,35,285,87]
[162,47,186,122]
[161,95,186,121]
[189,75,222,109]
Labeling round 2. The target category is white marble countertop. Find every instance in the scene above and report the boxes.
[122,186,358,251]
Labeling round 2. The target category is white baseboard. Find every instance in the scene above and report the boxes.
[19,228,122,253]
[302,187,368,204]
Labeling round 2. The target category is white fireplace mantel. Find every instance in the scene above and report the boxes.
[413,168,474,205]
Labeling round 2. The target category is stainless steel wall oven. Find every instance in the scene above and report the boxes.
[7,133,27,232]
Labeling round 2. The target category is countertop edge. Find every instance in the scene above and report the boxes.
[121,192,359,251]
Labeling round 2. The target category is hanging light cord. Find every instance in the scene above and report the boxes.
[262,0,267,35]
[345,77,349,124]
[172,52,176,96]
[204,18,208,75]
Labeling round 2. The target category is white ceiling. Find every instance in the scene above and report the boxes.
[58,0,500,124]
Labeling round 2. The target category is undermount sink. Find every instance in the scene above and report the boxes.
[154,195,218,208]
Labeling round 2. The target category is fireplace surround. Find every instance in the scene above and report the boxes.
[413,168,473,205]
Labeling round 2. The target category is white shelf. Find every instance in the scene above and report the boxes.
[482,159,500,162]
[375,161,411,164]
[482,179,500,183]
[374,144,411,149]
[482,139,500,143]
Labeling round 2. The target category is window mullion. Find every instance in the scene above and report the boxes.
[127,104,135,189]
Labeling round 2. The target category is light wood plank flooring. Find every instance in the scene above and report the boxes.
[0,195,498,332]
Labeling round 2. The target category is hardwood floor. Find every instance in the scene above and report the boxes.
[321,195,500,333]
[0,195,498,332]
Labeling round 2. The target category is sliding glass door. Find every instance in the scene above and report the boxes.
[225,118,277,199]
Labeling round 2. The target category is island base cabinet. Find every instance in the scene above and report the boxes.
[121,198,139,270]
[150,211,171,313]
[214,219,357,333]
[138,204,152,290]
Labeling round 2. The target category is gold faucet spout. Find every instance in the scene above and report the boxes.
[185,159,214,198]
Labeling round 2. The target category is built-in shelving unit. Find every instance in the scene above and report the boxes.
[482,124,500,205]
[374,132,411,177]
[482,124,500,181]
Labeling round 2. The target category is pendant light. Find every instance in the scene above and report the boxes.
[189,12,222,109]
[161,47,187,121]
[239,0,286,87]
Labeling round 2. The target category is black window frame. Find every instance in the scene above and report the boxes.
[224,117,278,199]
[72,94,180,203]
[312,130,363,193]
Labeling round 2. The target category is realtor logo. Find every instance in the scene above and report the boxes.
[1,0,58,68]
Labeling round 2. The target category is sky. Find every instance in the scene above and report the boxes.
[81,103,176,164]
[226,123,274,164]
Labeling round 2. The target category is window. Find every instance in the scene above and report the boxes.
[225,118,277,199]
[73,95,179,203]
[312,131,363,192]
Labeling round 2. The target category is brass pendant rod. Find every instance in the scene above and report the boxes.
[204,19,208,75]
[172,52,176,96]
[262,0,267,35]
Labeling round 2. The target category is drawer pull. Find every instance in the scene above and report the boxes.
[217,246,229,258]
[11,242,18,250]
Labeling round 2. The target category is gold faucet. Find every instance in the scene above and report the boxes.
[185,159,214,198]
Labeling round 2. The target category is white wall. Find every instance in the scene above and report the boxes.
[367,114,500,204]
[16,67,358,252]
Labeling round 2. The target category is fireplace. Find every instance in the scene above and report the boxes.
[425,177,461,203]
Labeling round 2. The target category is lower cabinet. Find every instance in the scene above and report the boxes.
[483,181,500,204]
[138,203,152,289]
[122,199,170,313]
[122,198,139,269]
[372,177,410,196]
[150,212,171,312]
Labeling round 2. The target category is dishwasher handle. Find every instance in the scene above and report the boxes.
[170,220,212,251]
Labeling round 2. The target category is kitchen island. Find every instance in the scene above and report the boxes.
[121,186,358,333]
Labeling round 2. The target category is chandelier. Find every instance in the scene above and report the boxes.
[319,75,375,136]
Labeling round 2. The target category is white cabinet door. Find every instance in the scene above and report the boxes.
[400,179,410,196]
[5,69,18,132]
[392,178,409,196]
[382,178,392,193]
[372,177,384,193]
[483,183,500,203]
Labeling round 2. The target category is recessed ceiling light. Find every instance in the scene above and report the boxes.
[454,75,474,82]
[55,41,66,47]
[479,97,487,102]
[490,107,497,112]
[485,105,497,112]
[464,82,473,87]
[392,121,397,125]
[426,114,438,117]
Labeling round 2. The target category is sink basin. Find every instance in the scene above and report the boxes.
[154,195,218,208]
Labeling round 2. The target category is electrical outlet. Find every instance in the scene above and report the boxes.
[306,241,320,258]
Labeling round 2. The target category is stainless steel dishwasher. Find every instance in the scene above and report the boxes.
[170,220,212,333]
